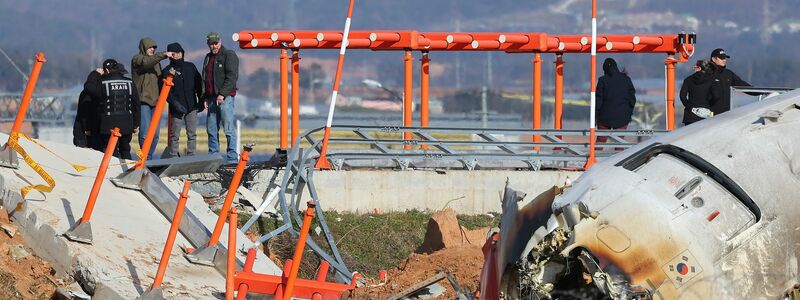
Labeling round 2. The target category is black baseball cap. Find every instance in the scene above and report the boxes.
[711,48,730,59]
[103,59,128,74]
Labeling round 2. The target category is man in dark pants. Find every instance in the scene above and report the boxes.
[708,48,751,115]
[161,42,203,158]
[203,32,240,164]
[83,59,140,159]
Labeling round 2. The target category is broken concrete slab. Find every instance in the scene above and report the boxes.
[9,244,30,260]
[1,223,17,237]
[0,133,279,298]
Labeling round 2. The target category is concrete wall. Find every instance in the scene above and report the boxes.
[250,169,582,214]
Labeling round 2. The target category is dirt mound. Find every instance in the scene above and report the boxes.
[0,208,67,299]
[352,245,484,299]
[351,209,490,299]
[419,208,488,253]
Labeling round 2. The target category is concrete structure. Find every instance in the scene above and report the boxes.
[251,169,581,215]
[0,133,279,299]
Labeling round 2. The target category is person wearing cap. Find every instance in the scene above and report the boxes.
[131,37,174,159]
[202,32,240,163]
[83,59,140,159]
[160,42,203,158]
[708,48,751,115]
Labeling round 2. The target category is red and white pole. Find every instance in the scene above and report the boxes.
[584,0,598,169]
[315,0,355,169]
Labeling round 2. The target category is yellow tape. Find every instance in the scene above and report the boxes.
[18,133,88,172]
[7,134,56,198]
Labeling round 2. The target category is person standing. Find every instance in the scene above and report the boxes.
[83,59,140,159]
[202,32,239,163]
[595,58,637,144]
[679,60,715,125]
[131,37,172,159]
[161,42,203,158]
[708,48,751,115]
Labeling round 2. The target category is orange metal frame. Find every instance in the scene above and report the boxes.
[225,202,360,300]
[236,29,694,169]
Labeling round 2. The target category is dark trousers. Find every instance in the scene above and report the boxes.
[596,122,628,151]
[100,133,133,160]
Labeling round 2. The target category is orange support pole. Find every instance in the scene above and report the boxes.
[8,53,46,140]
[532,53,542,150]
[554,54,564,129]
[403,50,414,150]
[291,49,301,145]
[226,207,238,300]
[208,146,251,247]
[64,127,120,244]
[280,49,289,149]
[283,202,317,300]
[137,75,174,169]
[79,128,120,224]
[150,180,191,289]
[584,0,598,169]
[315,0,356,170]
[666,54,676,130]
[419,51,430,150]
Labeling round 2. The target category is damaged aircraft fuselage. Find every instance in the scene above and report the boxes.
[486,89,800,299]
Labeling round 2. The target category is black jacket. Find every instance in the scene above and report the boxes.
[709,66,750,114]
[596,58,637,128]
[202,46,239,97]
[161,58,203,115]
[679,71,715,124]
[84,71,141,135]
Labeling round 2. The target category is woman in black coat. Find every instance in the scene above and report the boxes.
[679,60,715,125]
[595,58,637,143]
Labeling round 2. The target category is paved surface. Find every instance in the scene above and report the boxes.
[0,133,279,299]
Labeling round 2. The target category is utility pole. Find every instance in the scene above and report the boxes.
[481,86,488,128]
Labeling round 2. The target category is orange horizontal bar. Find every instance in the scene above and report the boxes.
[581,36,608,45]
[471,40,500,49]
[293,38,318,47]
[606,42,635,51]
[237,30,684,54]
[317,32,342,42]
[558,42,582,51]
[633,36,664,46]
[499,34,529,44]
[370,32,401,42]
[446,33,473,44]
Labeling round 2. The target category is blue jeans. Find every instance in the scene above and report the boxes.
[206,96,238,162]
[138,104,161,159]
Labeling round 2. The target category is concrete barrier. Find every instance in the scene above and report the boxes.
[251,169,582,214]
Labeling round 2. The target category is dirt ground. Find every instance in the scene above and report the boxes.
[350,245,484,299]
[349,209,488,299]
[0,208,68,300]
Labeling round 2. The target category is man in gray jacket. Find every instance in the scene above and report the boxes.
[131,37,173,159]
[202,32,239,163]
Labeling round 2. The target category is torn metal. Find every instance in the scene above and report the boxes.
[487,89,800,299]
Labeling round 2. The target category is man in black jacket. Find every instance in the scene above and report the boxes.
[84,59,140,159]
[161,42,203,158]
[708,48,751,115]
[595,58,637,144]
